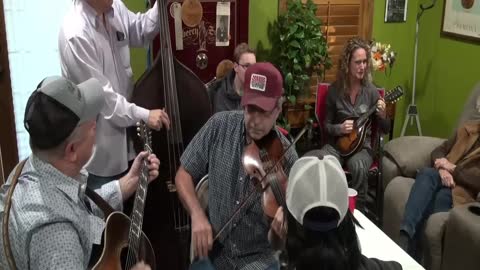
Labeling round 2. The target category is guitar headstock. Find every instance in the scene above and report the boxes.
[385,85,404,104]
[136,121,152,154]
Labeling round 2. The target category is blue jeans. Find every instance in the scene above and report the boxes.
[400,167,453,238]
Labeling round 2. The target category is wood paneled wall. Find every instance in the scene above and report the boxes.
[279,0,373,85]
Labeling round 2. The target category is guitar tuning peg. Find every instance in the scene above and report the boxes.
[137,127,141,132]
[136,122,141,127]
[137,132,140,137]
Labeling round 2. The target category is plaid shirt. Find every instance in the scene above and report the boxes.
[0,155,123,269]
[181,111,298,270]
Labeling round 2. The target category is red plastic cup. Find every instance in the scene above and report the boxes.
[348,188,358,213]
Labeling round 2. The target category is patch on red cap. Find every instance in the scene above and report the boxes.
[250,73,267,92]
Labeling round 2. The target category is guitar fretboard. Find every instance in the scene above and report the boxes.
[128,123,152,253]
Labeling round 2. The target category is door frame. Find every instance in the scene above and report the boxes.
[0,1,19,177]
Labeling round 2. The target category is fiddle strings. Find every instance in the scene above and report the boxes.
[262,153,287,208]
[158,0,189,232]
[157,0,176,229]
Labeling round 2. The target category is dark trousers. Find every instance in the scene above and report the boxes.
[87,160,133,190]
[400,167,453,239]
[304,144,372,211]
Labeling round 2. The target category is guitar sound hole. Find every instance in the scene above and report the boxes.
[120,246,138,269]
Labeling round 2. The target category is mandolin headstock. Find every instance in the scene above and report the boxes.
[385,85,404,104]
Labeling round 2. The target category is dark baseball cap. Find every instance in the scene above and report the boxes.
[241,62,284,111]
[24,76,105,150]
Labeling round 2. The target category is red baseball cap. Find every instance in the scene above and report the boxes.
[241,62,284,111]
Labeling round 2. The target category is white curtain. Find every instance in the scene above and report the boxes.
[4,0,72,159]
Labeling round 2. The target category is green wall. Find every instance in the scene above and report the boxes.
[374,0,480,138]
[413,0,480,138]
[249,0,279,61]
[125,0,149,82]
[372,0,418,138]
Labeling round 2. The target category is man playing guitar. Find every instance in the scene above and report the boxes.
[0,77,159,270]
[305,37,390,213]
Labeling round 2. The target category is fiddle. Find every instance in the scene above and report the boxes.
[242,130,288,219]
[213,124,309,240]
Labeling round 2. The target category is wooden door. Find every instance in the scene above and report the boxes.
[0,0,19,177]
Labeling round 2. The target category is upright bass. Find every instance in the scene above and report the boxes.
[129,0,212,269]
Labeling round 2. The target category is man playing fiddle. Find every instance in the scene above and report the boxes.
[175,62,298,270]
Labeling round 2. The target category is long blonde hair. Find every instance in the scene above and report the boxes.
[335,37,372,95]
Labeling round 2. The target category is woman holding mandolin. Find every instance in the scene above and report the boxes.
[175,63,298,270]
[305,37,390,213]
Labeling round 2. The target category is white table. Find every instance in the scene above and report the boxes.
[355,210,424,270]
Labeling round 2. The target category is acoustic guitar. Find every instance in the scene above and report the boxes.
[336,86,404,157]
[92,122,156,270]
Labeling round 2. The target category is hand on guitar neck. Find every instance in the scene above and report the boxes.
[118,151,160,199]
[93,122,159,270]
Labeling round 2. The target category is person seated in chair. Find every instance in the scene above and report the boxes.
[208,43,256,113]
[285,156,402,270]
[0,77,159,270]
[176,63,298,270]
[398,97,480,255]
[304,37,390,212]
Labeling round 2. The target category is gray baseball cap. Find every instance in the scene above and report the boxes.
[24,76,105,150]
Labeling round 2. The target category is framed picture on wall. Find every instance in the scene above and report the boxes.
[385,0,408,22]
[442,0,480,42]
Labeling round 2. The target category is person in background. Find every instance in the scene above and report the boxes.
[58,0,170,188]
[304,37,390,212]
[208,43,256,113]
[285,155,402,270]
[0,76,159,270]
[397,99,480,255]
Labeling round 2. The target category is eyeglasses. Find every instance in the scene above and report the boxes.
[237,63,252,69]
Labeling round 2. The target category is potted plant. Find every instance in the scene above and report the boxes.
[270,0,331,129]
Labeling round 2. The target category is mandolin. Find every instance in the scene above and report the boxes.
[92,122,155,270]
[336,86,404,157]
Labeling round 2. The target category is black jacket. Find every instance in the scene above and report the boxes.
[359,255,402,270]
[207,70,241,113]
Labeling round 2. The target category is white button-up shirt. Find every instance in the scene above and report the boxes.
[59,0,159,176]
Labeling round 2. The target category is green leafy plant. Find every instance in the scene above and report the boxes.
[270,0,331,105]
